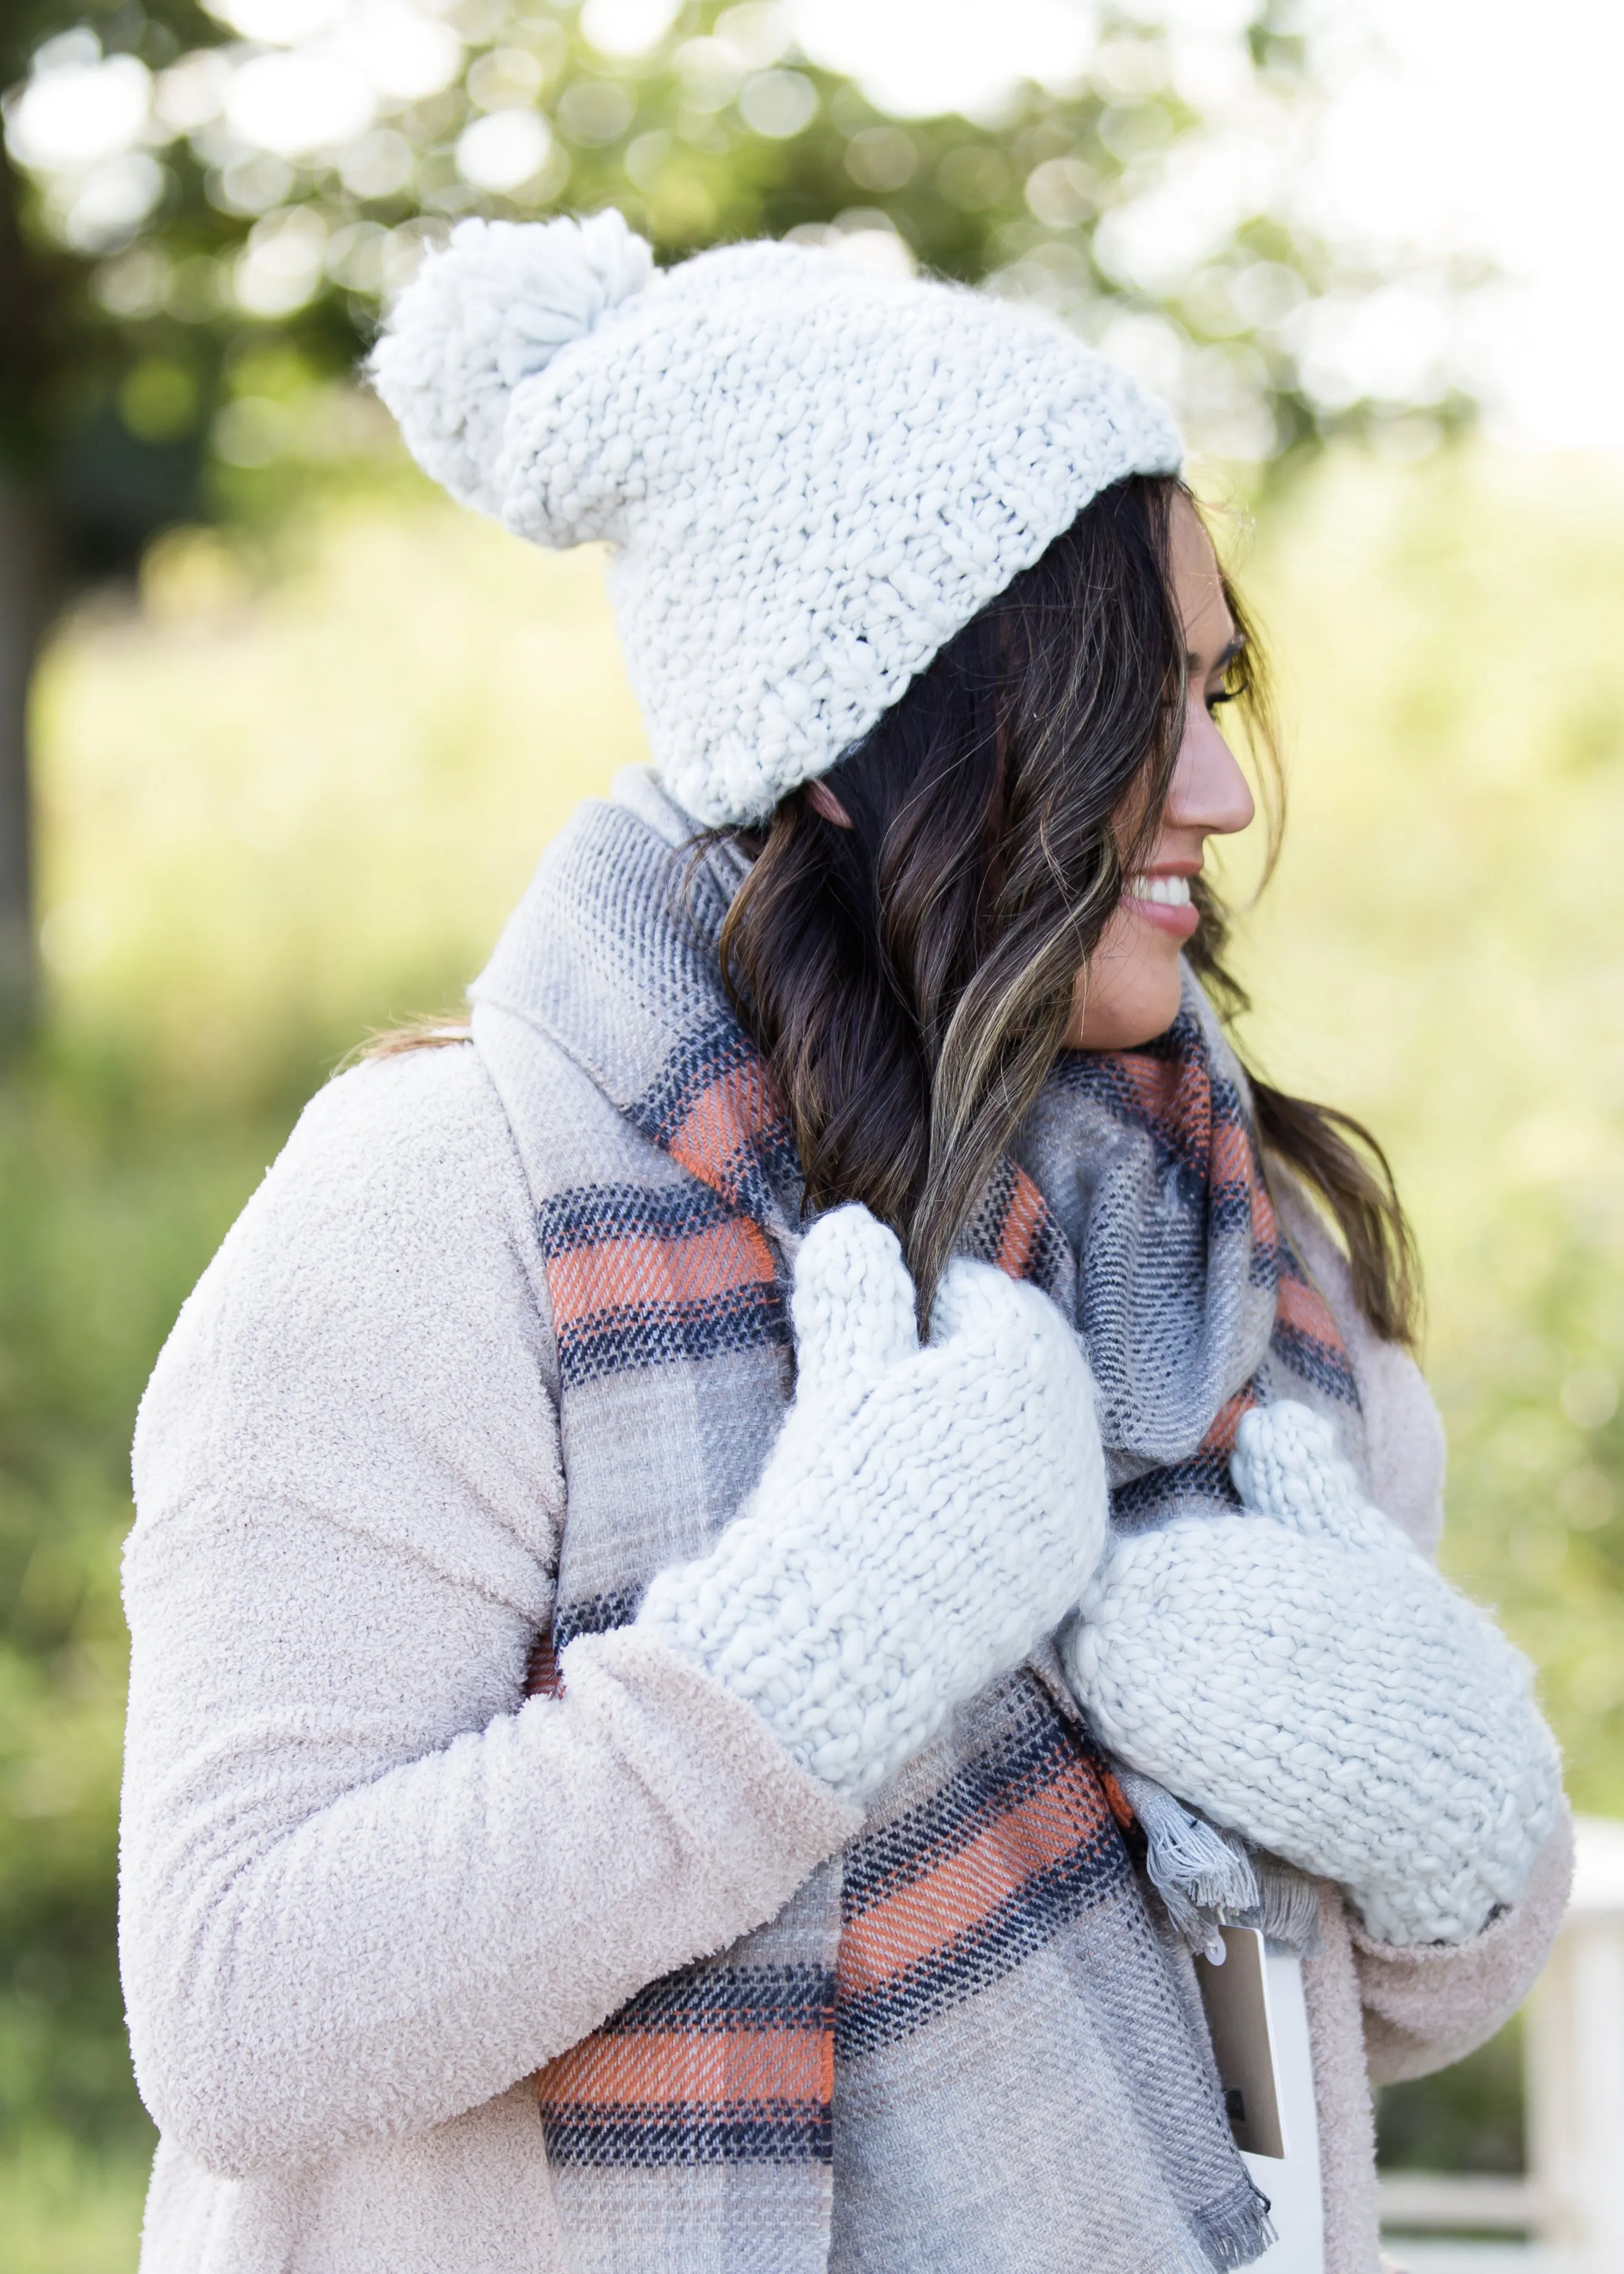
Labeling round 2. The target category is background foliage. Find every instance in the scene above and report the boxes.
[3,0,1468,524]
[0,0,1481,1023]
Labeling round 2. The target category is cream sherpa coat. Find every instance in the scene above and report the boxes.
[121,1043,1572,2274]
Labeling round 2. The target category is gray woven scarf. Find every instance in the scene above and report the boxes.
[470,770,1364,2274]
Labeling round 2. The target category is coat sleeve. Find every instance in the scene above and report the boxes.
[119,1047,858,2182]
[1354,1810,1573,2085]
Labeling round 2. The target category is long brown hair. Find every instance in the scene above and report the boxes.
[371,475,1418,1344]
[716,473,1420,1341]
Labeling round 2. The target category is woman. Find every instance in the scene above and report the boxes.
[120,213,1569,2274]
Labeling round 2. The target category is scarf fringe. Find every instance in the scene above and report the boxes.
[1115,1765,1322,1960]
[1194,2175,1278,2271]
[1247,1852,1324,1956]
[1117,1768,1259,1959]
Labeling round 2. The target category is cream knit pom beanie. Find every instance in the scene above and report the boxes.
[371,208,1182,827]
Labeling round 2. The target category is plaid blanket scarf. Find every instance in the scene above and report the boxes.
[469,770,1366,2274]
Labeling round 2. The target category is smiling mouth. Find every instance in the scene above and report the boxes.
[1126,873,1192,909]
[1123,870,1200,938]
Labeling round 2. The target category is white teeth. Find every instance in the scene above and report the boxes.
[1129,873,1192,907]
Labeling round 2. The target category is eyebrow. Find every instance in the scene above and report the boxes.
[1190,632,1247,676]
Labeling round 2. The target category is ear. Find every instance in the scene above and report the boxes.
[805,778,855,829]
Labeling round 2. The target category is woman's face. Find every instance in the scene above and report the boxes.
[1064,496,1256,1050]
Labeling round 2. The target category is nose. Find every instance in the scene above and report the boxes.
[1164,700,1256,839]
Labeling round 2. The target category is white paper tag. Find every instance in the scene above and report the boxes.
[1196,1924,1286,2157]
[1197,1928,1326,2273]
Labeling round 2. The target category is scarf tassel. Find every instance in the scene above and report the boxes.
[1114,1765,1321,1960]
[1250,1851,1324,1954]
[1195,2179,1280,2271]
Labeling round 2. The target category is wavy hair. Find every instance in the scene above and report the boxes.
[371,474,1418,1343]
[715,473,1420,1340]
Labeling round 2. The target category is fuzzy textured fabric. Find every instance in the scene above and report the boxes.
[1067,1402,1562,1944]
[121,977,1568,2274]
[473,772,1267,2273]
[369,211,1181,825]
[639,1208,1109,1800]
[1301,1813,1572,2274]
[121,1041,859,2266]
[1355,1808,1574,2084]
[121,1095,858,2178]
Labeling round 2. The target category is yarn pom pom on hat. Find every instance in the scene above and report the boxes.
[368,210,654,520]
[371,208,1182,827]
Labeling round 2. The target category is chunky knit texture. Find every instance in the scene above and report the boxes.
[369,210,651,521]
[369,213,1181,824]
[1067,1401,1563,1946]
[637,1206,1109,1801]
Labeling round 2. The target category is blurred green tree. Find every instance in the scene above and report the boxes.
[1,0,1482,1039]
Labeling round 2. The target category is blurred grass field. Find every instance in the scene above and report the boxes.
[2,441,1621,2265]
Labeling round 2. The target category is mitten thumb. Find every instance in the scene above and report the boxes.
[790,1205,919,1421]
[1231,1401,1412,1557]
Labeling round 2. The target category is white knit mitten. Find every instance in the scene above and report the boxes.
[637,1205,1109,1801]
[1064,1402,1562,1945]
